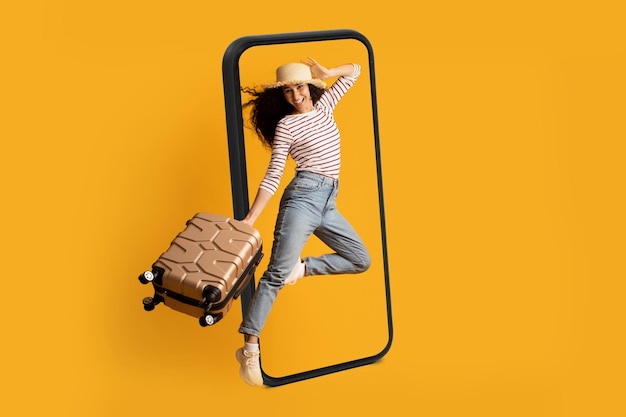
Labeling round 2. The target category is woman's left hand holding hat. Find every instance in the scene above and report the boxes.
[301,57,331,80]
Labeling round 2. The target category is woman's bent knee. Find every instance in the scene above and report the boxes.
[354,252,371,273]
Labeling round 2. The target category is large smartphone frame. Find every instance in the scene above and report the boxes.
[222,29,392,386]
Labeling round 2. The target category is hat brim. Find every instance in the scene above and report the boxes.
[262,79,327,89]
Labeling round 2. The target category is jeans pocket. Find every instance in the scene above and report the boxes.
[290,177,321,192]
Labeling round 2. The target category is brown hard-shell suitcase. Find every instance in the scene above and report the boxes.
[138,212,263,327]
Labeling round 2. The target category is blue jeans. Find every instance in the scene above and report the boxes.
[239,170,371,337]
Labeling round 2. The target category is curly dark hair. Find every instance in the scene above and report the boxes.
[242,84,325,148]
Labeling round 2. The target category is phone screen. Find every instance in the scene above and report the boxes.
[223,31,392,386]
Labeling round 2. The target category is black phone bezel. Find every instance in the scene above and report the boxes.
[222,29,393,387]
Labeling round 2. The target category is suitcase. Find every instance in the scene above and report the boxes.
[138,212,263,327]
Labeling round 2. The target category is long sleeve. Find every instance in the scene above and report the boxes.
[258,64,361,195]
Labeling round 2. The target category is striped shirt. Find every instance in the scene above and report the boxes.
[259,64,361,195]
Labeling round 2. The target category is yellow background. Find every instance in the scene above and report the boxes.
[2,1,625,416]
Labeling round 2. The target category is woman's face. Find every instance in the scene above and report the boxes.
[282,83,313,114]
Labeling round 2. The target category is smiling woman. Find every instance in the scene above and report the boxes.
[282,82,314,113]
[234,56,370,386]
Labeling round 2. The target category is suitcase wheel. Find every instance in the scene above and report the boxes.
[138,271,154,285]
[142,297,156,311]
[199,314,216,327]
[199,312,223,327]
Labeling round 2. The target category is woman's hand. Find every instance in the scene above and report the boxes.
[302,57,356,80]
[240,188,272,228]
[301,57,331,80]
[241,217,255,227]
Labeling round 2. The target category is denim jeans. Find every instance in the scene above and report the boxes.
[239,170,371,337]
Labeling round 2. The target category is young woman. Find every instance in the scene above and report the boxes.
[235,57,371,386]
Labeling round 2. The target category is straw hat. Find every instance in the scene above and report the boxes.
[262,63,327,89]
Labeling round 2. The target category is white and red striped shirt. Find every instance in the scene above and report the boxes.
[259,64,361,195]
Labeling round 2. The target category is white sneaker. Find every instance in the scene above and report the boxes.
[285,259,305,285]
[235,348,263,386]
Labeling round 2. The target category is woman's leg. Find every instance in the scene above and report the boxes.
[238,172,327,337]
[236,203,315,386]
[238,203,316,337]
[305,188,371,276]
[235,172,340,386]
